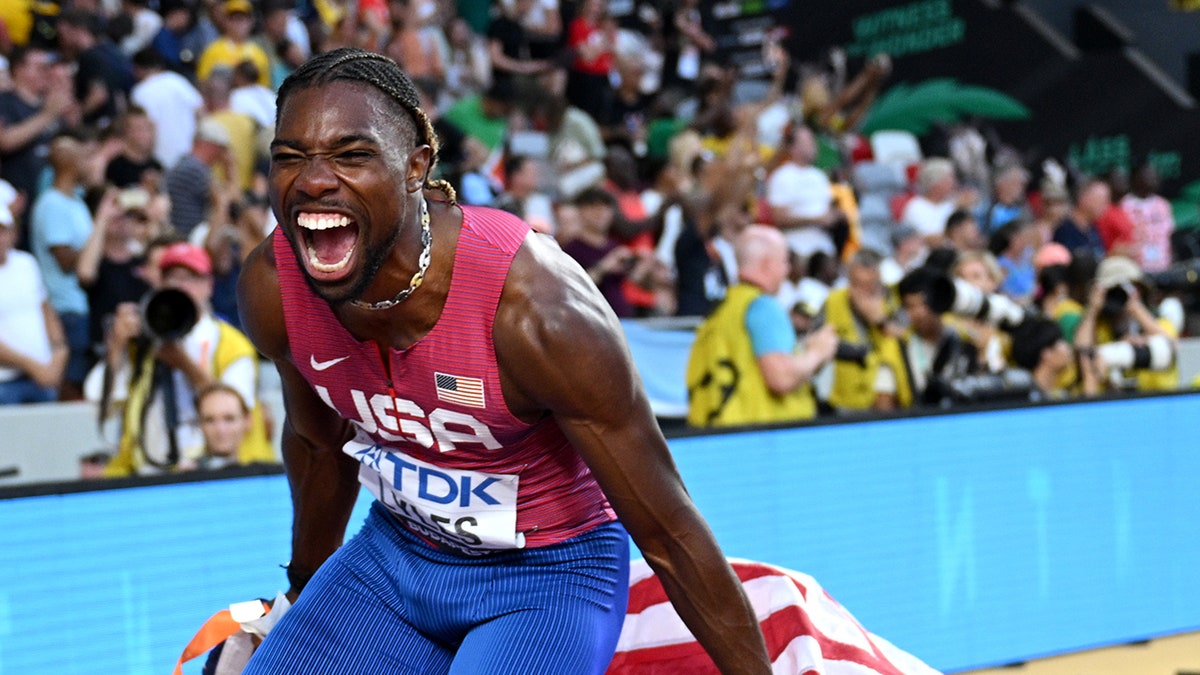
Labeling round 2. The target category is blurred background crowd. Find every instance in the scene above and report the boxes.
[1,0,1198,476]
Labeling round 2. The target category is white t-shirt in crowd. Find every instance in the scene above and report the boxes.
[132,70,204,170]
[901,195,956,238]
[0,249,53,382]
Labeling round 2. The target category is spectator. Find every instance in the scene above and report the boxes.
[29,134,95,400]
[765,122,842,259]
[104,106,163,190]
[494,153,555,234]
[879,224,927,286]
[1121,161,1175,273]
[600,54,651,155]
[672,191,736,317]
[149,1,199,75]
[897,266,982,406]
[565,0,615,123]
[89,242,274,476]
[1074,255,1178,395]
[457,136,499,206]
[1052,178,1108,260]
[116,0,164,57]
[1030,178,1070,245]
[195,0,271,87]
[821,248,912,413]
[200,67,258,192]
[131,47,203,170]
[76,187,157,358]
[686,224,837,427]
[56,7,133,128]
[984,163,1031,233]
[229,59,276,130]
[382,0,445,81]
[1009,316,1075,401]
[943,208,984,253]
[559,187,645,317]
[989,220,1036,303]
[529,90,607,200]
[951,250,1008,373]
[444,16,492,101]
[256,0,310,89]
[0,209,68,404]
[661,0,714,89]
[1096,167,1138,258]
[902,157,976,247]
[487,0,555,91]
[192,381,257,470]
[0,45,78,244]
[165,116,235,236]
[443,78,515,155]
[410,77,467,187]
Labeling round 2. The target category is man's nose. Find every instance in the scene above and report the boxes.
[295,157,339,197]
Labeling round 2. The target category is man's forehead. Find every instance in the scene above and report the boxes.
[276,82,411,143]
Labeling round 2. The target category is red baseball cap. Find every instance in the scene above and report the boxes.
[158,242,212,276]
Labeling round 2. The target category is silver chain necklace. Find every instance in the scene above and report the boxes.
[352,197,432,311]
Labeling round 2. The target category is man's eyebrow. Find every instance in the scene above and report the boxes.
[270,135,381,151]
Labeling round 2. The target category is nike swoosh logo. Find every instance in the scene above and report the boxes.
[310,355,350,371]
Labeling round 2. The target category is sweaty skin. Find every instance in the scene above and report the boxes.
[240,80,771,673]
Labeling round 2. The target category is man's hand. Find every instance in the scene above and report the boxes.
[804,324,839,363]
[155,339,192,371]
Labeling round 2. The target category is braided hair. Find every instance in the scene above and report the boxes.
[276,47,457,205]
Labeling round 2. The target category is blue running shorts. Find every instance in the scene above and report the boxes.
[244,502,630,674]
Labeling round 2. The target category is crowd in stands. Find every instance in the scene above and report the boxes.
[0,0,1196,470]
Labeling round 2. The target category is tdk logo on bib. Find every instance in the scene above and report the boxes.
[347,435,523,553]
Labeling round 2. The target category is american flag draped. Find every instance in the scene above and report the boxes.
[606,559,942,675]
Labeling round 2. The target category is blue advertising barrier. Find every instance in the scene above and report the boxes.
[1,393,1198,673]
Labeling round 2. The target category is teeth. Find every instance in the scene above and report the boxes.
[307,241,353,273]
[297,213,351,230]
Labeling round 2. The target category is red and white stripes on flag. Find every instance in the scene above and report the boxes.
[435,372,486,408]
[606,559,942,675]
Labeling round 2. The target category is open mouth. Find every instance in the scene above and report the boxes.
[297,212,359,277]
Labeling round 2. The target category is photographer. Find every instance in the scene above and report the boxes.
[821,249,912,413]
[86,242,274,476]
[687,225,838,427]
[1074,255,1178,396]
[896,267,983,407]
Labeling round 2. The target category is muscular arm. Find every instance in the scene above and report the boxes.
[238,239,360,598]
[495,235,771,674]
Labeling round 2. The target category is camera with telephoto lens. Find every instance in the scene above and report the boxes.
[140,288,198,341]
[1094,334,1175,372]
[1102,282,1137,316]
[926,276,1029,331]
[1145,258,1200,293]
[931,368,1035,406]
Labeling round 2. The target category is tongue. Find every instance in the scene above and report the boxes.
[310,225,356,266]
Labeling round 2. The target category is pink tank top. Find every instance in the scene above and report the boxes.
[275,205,616,554]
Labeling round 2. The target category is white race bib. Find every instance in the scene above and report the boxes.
[345,434,524,554]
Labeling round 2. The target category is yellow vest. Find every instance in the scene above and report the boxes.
[823,287,912,410]
[1096,318,1179,393]
[686,284,816,427]
[105,320,274,476]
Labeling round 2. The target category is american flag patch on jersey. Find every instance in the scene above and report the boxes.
[435,372,486,408]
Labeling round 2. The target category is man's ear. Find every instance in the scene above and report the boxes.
[406,145,433,193]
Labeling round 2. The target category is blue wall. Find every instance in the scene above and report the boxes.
[2,394,1199,673]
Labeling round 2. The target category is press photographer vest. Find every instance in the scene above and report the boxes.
[823,287,912,411]
[686,284,817,427]
[105,320,274,476]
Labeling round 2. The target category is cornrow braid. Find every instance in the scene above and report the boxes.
[277,47,457,205]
